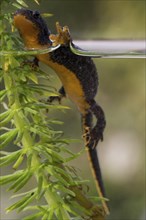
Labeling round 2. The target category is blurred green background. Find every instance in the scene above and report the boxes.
[1,0,145,219]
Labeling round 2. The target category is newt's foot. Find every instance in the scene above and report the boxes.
[47,95,63,104]
[21,58,39,70]
[90,128,104,149]
[90,205,106,218]
[82,126,91,146]
[83,127,104,149]
[50,22,71,46]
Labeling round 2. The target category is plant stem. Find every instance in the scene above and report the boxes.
[3,64,71,220]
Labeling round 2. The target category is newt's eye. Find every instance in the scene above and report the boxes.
[33,11,40,19]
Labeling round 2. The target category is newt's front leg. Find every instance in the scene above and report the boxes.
[50,22,71,46]
[47,86,66,104]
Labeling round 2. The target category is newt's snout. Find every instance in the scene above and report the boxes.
[14,9,50,47]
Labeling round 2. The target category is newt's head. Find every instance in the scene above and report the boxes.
[14,9,51,49]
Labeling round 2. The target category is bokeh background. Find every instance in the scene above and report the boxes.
[1,0,145,220]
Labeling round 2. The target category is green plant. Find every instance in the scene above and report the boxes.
[0,1,106,220]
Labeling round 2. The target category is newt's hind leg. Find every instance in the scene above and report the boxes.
[88,99,106,148]
[47,86,66,104]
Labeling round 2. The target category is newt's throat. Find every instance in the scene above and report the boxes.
[14,14,48,49]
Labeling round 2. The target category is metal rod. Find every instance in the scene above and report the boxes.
[71,40,146,58]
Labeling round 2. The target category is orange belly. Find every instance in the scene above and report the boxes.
[37,53,89,114]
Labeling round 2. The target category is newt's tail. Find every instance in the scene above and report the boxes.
[82,104,110,215]
[86,146,110,215]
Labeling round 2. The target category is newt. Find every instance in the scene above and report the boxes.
[13,9,109,215]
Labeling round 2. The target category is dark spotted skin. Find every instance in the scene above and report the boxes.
[50,44,98,100]
[13,9,109,215]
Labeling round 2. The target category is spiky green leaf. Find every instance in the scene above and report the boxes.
[0,150,22,167]
[0,129,18,149]
[8,170,33,192]
[0,170,24,185]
